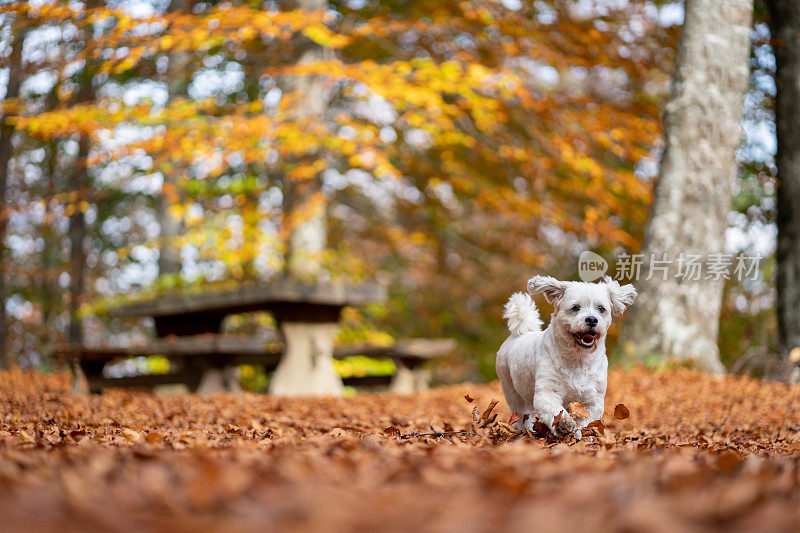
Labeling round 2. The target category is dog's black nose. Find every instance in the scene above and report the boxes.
[585,316,598,327]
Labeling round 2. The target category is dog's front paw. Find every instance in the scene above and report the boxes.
[553,411,578,438]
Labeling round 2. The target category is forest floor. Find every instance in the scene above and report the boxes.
[2,367,800,532]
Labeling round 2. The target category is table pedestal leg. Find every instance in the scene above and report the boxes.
[197,366,241,394]
[269,322,343,396]
[389,362,431,393]
[224,366,242,392]
[70,360,89,395]
[197,368,226,394]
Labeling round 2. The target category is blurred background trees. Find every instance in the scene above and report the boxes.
[0,0,786,380]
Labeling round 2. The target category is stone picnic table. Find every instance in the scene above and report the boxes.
[99,279,388,396]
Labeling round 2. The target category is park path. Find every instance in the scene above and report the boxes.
[1,367,800,532]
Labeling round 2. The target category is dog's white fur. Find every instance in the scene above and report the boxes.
[496,275,636,437]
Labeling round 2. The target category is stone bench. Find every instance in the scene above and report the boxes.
[53,336,454,394]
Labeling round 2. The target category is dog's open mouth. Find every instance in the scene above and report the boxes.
[572,331,598,349]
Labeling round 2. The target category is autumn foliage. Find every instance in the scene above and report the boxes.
[2,367,800,531]
[0,1,678,370]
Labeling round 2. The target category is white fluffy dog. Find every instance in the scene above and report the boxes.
[496,275,636,438]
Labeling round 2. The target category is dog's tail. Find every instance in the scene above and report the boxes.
[503,292,543,336]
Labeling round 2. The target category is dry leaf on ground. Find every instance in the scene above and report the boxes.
[568,402,590,418]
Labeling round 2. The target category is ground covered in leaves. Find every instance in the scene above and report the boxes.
[2,367,800,532]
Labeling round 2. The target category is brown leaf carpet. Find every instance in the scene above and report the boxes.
[2,367,800,532]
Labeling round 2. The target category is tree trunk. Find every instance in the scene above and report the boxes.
[618,0,753,372]
[157,0,192,278]
[767,0,800,378]
[67,3,100,393]
[0,17,28,369]
[283,0,329,280]
[68,135,90,346]
[40,88,61,359]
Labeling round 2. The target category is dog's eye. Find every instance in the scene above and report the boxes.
[598,305,606,313]
[571,305,580,312]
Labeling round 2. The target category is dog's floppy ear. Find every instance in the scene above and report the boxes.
[603,275,637,315]
[527,276,567,305]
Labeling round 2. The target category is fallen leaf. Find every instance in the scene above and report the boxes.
[568,402,590,418]
[17,430,35,445]
[532,419,549,436]
[122,429,142,443]
[614,403,630,420]
[464,394,474,403]
[599,433,616,450]
[471,406,481,423]
[145,432,165,444]
[481,400,499,423]
[716,449,742,473]
[489,421,521,443]
[587,420,606,436]
[382,426,401,438]
[508,412,521,425]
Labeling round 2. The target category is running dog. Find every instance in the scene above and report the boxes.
[496,275,636,437]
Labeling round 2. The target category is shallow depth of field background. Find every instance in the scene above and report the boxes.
[0,1,780,380]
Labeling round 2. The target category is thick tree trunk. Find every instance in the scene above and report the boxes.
[157,0,192,278]
[283,0,328,279]
[619,0,753,372]
[767,0,800,377]
[0,19,28,369]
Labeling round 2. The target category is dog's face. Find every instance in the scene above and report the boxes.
[528,275,637,352]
